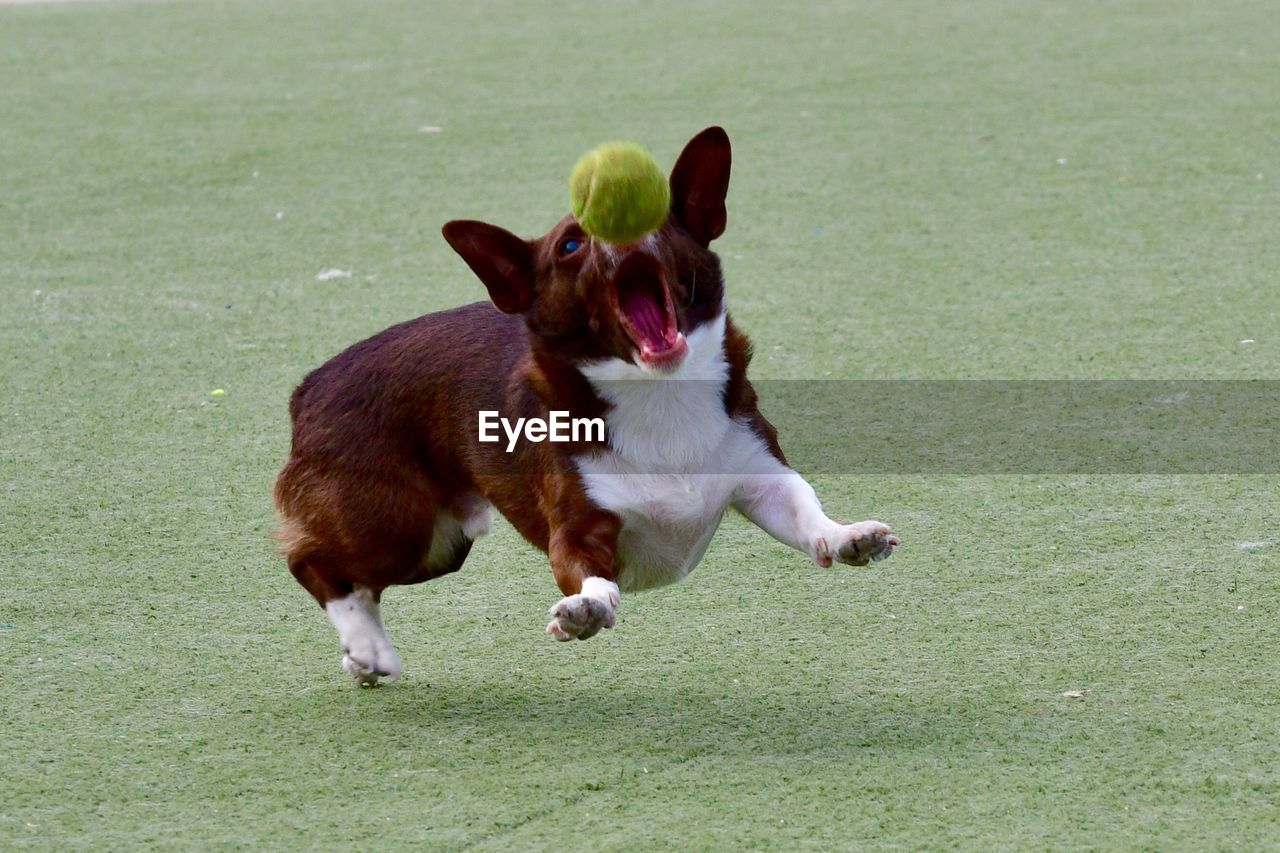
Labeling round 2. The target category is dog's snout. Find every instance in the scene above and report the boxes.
[611,249,663,284]
[592,235,662,274]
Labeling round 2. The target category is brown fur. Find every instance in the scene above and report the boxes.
[274,127,783,607]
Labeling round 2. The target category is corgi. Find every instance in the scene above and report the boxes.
[274,127,897,685]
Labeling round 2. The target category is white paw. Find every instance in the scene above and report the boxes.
[816,520,899,567]
[546,594,616,641]
[546,583,618,642]
[341,634,402,687]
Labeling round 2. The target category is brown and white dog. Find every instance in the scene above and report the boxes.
[274,127,898,685]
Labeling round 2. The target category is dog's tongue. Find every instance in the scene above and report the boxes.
[619,286,668,347]
[612,252,680,361]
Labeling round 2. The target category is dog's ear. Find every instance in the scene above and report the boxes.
[669,126,731,245]
[442,220,535,314]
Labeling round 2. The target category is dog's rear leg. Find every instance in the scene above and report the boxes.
[290,557,402,686]
[327,586,401,686]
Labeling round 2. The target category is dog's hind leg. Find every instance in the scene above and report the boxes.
[285,551,403,687]
[323,499,490,683]
[325,585,401,686]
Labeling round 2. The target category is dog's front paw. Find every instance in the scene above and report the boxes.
[817,520,899,567]
[546,593,616,642]
[341,634,402,687]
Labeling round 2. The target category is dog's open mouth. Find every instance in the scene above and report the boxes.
[610,252,687,369]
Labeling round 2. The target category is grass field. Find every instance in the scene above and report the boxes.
[3,0,1279,848]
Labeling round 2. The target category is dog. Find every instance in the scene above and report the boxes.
[274,127,898,685]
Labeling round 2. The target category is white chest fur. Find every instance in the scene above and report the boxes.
[576,315,772,592]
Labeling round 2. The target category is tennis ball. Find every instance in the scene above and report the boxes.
[569,142,670,244]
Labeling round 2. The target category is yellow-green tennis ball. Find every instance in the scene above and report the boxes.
[569,142,670,244]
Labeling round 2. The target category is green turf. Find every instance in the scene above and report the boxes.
[3,0,1279,848]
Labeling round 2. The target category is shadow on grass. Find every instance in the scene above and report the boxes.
[260,672,971,763]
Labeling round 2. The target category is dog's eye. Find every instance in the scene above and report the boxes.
[557,237,583,257]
